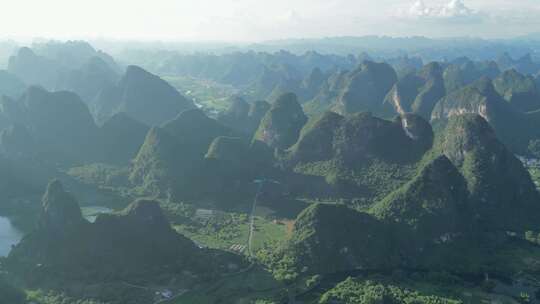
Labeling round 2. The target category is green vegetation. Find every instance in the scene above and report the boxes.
[528,166,540,190]
[98,113,149,164]
[383,62,445,119]
[251,217,288,253]
[287,112,431,202]
[174,212,250,250]
[254,92,307,150]
[129,126,185,196]
[27,290,105,304]
[129,109,235,199]
[333,61,397,116]
[410,63,446,118]
[174,211,287,253]
[94,65,195,126]
[431,77,540,154]
[443,59,500,93]
[0,86,101,164]
[268,113,540,286]
[303,70,349,116]
[5,181,229,304]
[293,158,417,202]
[217,97,271,136]
[271,203,396,275]
[3,40,540,304]
[493,69,540,112]
[437,114,540,232]
[162,75,238,114]
[371,156,469,242]
[319,277,462,304]
[171,267,284,304]
[67,163,129,187]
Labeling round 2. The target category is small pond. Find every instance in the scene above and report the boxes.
[81,206,114,223]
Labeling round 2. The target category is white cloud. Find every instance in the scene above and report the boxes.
[0,0,538,41]
[440,0,474,17]
[402,0,482,21]
[387,0,540,39]
[408,1,431,17]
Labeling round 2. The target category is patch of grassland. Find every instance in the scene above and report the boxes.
[251,217,288,253]
[162,75,238,113]
[174,212,287,254]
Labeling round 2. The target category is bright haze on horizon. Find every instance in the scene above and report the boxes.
[0,0,539,42]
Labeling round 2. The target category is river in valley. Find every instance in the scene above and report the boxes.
[0,205,114,257]
[0,216,23,257]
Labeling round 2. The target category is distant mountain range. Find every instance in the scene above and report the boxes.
[2,38,540,304]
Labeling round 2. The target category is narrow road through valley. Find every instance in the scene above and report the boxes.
[248,181,264,257]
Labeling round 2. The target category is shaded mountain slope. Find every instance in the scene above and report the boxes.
[254,93,307,150]
[7,181,208,283]
[94,65,195,126]
[437,114,540,232]
[493,69,540,112]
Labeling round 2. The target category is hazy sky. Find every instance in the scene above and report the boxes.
[0,0,539,41]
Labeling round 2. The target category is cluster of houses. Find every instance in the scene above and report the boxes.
[229,244,246,253]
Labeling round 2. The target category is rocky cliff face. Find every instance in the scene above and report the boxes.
[129,126,182,195]
[431,78,503,123]
[430,77,537,153]
[39,180,85,233]
[383,62,445,119]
